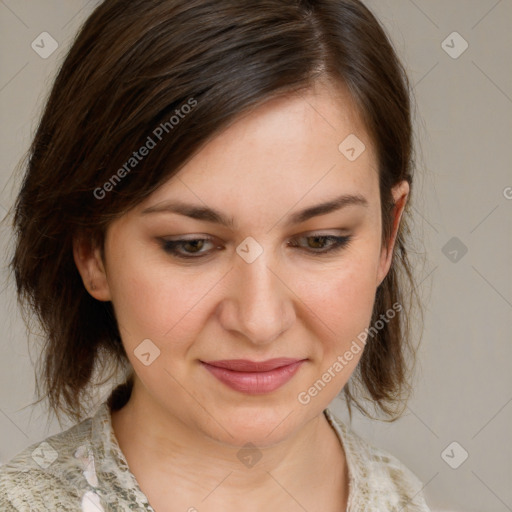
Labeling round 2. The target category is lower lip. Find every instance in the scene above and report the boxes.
[201,361,305,394]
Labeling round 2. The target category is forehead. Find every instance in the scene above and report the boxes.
[137,80,379,219]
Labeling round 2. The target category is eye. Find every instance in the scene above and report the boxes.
[160,236,218,259]
[288,234,352,254]
[159,233,352,260]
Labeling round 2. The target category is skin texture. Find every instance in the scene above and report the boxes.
[74,79,409,511]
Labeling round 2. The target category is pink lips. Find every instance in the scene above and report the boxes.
[201,358,305,394]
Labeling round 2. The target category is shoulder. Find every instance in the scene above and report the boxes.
[324,408,431,512]
[0,414,97,511]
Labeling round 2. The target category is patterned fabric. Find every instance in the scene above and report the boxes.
[0,401,431,511]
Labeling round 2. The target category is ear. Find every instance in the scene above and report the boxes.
[73,233,112,301]
[376,180,410,287]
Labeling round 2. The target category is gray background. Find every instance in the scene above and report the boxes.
[0,1,511,511]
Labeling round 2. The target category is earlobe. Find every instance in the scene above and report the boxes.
[72,235,112,301]
[376,180,410,287]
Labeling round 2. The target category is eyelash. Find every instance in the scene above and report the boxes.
[160,234,353,260]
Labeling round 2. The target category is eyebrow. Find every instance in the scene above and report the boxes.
[140,193,368,228]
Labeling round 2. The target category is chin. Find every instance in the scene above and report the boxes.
[199,401,311,448]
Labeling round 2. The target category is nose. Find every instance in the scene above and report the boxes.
[216,248,295,346]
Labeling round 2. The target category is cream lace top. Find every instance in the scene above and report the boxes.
[1,401,431,511]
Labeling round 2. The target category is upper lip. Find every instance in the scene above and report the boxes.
[201,358,304,372]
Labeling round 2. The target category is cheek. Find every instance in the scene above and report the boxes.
[291,253,379,404]
[295,248,380,346]
[107,246,219,352]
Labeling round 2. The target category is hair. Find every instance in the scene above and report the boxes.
[8,0,423,425]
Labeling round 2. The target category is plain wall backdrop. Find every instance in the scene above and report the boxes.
[0,1,511,511]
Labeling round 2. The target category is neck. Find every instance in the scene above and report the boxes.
[110,381,348,511]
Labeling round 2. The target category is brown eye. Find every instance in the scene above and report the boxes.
[161,237,217,259]
[159,233,352,262]
[290,234,352,254]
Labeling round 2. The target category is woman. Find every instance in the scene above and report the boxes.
[1,0,430,510]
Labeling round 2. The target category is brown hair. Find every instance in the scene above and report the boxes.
[8,0,423,425]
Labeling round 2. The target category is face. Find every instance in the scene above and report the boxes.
[74,79,408,447]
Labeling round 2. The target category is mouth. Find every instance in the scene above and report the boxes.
[200,358,306,394]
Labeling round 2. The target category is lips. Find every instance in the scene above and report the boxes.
[200,358,306,394]
[201,358,302,372]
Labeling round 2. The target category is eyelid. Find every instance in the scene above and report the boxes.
[159,231,352,260]
[300,228,350,236]
[161,229,349,241]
